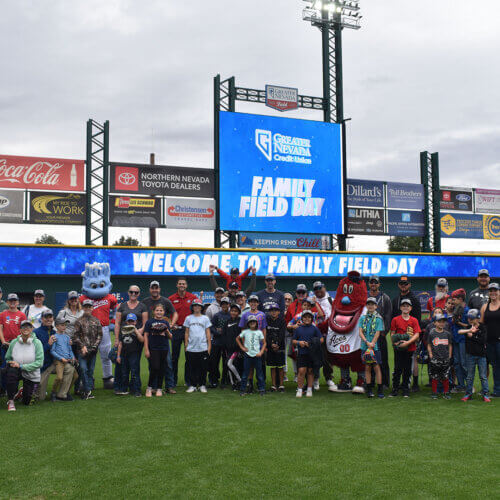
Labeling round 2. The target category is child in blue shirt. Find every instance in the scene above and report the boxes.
[50,318,77,400]
[359,297,385,398]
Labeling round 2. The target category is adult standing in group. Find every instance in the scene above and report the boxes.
[426,278,450,313]
[169,277,198,388]
[23,289,50,329]
[0,294,26,394]
[367,277,392,388]
[142,280,178,393]
[206,287,225,321]
[56,291,84,339]
[481,282,500,397]
[256,274,285,314]
[235,291,250,314]
[468,269,491,310]
[391,276,421,392]
[0,287,8,312]
[284,293,293,311]
[114,285,148,394]
[285,284,310,324]
[209,265,253,291]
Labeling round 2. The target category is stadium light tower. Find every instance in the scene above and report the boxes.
[302,0,361,250]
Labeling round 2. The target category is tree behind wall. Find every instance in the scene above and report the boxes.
[35,234,62,244]
[113,236,140,247]
[387,236,423,253]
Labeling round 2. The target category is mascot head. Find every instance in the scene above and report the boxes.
[81,262,112,299]
[328,270,367,334]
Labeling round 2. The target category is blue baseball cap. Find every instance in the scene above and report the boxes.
[126,313,137,322]
[467,309,480,319]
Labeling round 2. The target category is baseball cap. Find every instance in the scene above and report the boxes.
[126,313,138,322]
[399,276,410,284]
[433,313,446,321]
[246,315,258,325]
[236,291,246,298]
[55,317,69,325]
[436,278,448,287]
[467,309,480,319]
[221,297,231,304]
[20,320,33,328]
[230,267,239,274]
[368,276,380,283]
[42,309,54,317]
[82,299,93,306]
[267,302,280,310]
[301,310,314,318]
[230,303,241,312]
[215,287,225,293]
[488,282,499,290]
[229,281,239,289]
[190,300,203,309]
[366,297,377,305]
[400,298,412,306]
[451,288,466,299]
[34,289,45,296]
[149,280,160,287]
[248,294,259,302]
[67,290,79,299]
[313,281,324,290]
[296,284,307,293]
[478,269,489,277]
[303,297,315,305]
[7,293,18,301]
[265,274,276,280]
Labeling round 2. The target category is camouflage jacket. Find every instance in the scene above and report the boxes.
[72,314,103,354]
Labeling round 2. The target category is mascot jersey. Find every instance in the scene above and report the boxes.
[325,271,368,354]
[80,294,117,327]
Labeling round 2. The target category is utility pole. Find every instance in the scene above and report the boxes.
[149,152,156,247]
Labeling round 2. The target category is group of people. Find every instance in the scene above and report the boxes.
[0,265,498,410]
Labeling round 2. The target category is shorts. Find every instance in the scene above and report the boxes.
[327,350,364,372]
[429,358,450,381]
[267,350,285,368]
[297,353,314,369]
[363,350,382,365]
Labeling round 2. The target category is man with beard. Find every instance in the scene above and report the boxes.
[426,278,450,313]
[468,269,491,311]
[367,276,392,388]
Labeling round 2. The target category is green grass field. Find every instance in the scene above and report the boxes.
[2,353,498,500]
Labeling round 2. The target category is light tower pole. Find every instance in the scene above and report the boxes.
[303,0,361,251]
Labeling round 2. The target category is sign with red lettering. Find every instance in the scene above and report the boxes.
[0,155,85,192]
[238,232,331,250]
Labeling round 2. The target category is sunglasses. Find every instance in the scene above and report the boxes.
[296,291,306,294]
[399,282,410,286]
[128,291,139,295]
[69,297,78,300]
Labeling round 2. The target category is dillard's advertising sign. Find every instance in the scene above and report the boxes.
[0,155,85,192]
[346,179,384,208]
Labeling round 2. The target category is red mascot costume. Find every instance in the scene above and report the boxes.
[324,270,367,394]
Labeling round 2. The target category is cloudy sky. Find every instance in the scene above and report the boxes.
[1,0,499,251]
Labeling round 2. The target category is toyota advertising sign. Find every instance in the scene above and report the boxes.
[219,111,344,234]
[0,155,85,192]
[110,163,214,198]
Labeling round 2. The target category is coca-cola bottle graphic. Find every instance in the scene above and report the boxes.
[70,164,77,187]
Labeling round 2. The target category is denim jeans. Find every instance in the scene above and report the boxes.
[163,349,175,389]
[78,353,97,393]
[453,341,467,388]
[121,350,142,393]
[240,354,265,393]
[486,342,500,395]
[465,354,489,396]
[171,327,187,386]
[0,344,8,390]
[114,361,123,391]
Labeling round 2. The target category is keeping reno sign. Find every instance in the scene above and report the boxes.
[219,111,344,234]
[0,245,498,278]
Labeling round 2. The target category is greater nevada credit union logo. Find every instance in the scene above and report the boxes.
[255,129,312,165]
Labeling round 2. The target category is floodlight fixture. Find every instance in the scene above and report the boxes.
[303,0,362,30]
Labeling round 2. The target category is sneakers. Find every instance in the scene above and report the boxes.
[186,386,197,393]
[366,390,374,398]
[461,394,472,402]
[50,392,57,402]
[259,391,265,397]
[443,393,451,400]
[313,380,320,391]
[7,400,15,412]
[402,390,410,398]
[389,389,399,397]
[431,393,438,400]
[411,384,420,393]
[293,376,298,383]
[199,386,208,393]
[270,386,277,392]
[82,391,94,400]
[283,375,288,382]
[377,392,385,399]
[327,380,338,392]
[145,388,153,397]
[278,386,285,393]
[296,388,303,398]
[134,391,142,397]
[306,388,313,398]
[483,395,491,403]
[155,389,163,397]
[239,392,246,397]
[116,391,129,396]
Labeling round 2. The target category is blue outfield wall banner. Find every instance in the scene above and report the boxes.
[239,232,331,250]
[0,245,499,278]
[219,111,344,235]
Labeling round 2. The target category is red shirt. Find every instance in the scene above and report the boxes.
[426,295,449,313]
[80,294,118,327]
[285,300,317,324]
[0,310,27,342]
[390,315,421,352]
[216,267,251,290]
[169,292,198,326]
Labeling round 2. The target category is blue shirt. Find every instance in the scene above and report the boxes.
[34,325,55,371]
[239,310,267,331]
[450,306,469,343]
[359,313,384,351]
[293,324,321,355]
[51,333,74,361]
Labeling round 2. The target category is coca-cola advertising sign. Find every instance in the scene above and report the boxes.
[0,155,85,192]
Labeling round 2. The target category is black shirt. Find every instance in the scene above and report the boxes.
[428,328,452,361]
[391,291,422,325]
[142,296,176,321]
[117,302,148,330]
[465,324,487,357]
[256,289,286,314]
[119,325,142,354]
[223,318,241,353]
[483,302,500,343]
[144,318,170,351]
[265,314,286,351]
[468,287,489,311]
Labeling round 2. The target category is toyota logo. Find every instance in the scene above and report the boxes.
[118,172,136,185]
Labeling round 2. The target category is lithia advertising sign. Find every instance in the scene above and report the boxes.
[0,155,85,192]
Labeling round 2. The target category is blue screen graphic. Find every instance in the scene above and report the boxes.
[219,111,344,234]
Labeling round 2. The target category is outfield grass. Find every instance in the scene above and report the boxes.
[2,355,498,499]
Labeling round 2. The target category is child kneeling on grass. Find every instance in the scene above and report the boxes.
[359,297,384,398]
[237,316,266,396]
[459,309,490,402]
[144,304,172,398]
[427,313,452,400]
[184,300,211,394]
[292,310,322,398]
